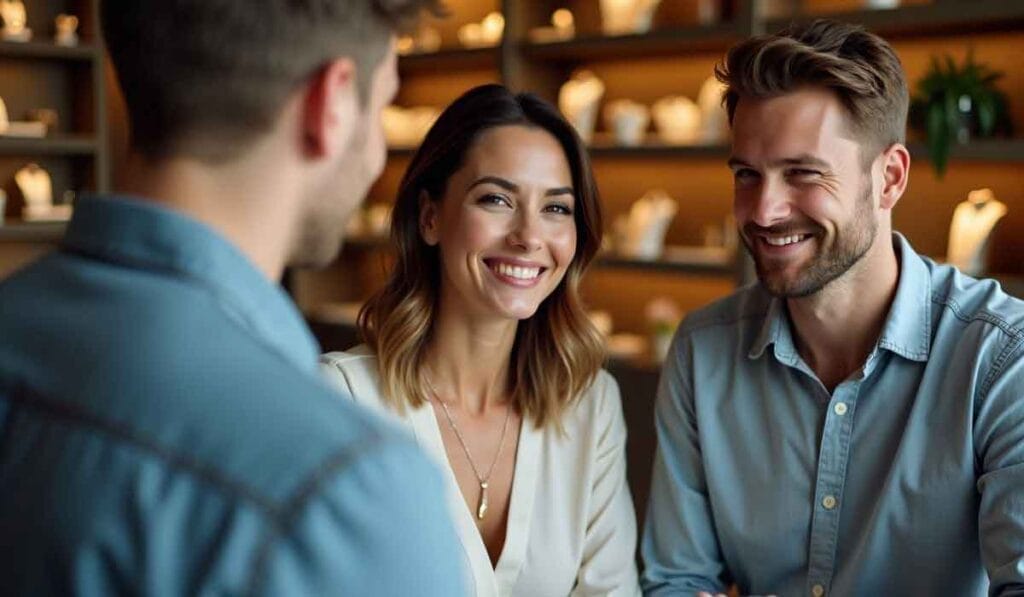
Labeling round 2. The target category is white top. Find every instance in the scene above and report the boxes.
[320,347,641,597]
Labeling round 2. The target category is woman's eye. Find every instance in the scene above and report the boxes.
[544,203,574,216]
[478,193,511,207]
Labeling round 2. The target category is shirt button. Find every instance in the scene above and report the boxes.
[822,495,837,510]
[834,402,848,416]
[812,585,825,597]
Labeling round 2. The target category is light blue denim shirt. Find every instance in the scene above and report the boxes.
[0,195,465,596]
[642,233,1024,596]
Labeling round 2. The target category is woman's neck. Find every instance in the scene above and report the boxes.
[424,306,519,416]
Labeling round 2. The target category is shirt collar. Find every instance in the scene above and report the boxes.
[62,194,320,373]
[748,232,931,363]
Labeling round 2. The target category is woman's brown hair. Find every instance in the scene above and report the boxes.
[359,83,604,428]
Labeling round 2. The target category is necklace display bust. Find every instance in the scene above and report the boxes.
[947,187,1007,276]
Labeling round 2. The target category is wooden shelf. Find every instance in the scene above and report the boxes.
[597,248,736,276]
[907,138,1024,163]
[0,221,66,243]
[398,47,498,74]
[589,137,729,159]
[521,23,739,62]
[0,135,97,156]
[0,40,97,61]
[769,1,1024,39]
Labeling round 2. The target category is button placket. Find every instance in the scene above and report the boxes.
[807,383,860,595]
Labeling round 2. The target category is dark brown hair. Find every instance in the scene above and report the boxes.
[101,0,443,162]
[716,18,909,160]
[359,84,605,428]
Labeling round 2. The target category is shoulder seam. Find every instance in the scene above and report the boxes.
[243,430,396,596]
[7,383,282,516]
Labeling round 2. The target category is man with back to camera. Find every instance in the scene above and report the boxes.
[642,19,1024,597]
[0,2,467,595]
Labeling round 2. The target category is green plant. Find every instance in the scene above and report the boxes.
[910,50,1012,177]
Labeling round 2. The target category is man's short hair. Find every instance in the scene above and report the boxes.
[716,19,909,162]
[101,0,442,162]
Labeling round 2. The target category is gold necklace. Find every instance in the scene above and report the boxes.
[425,375,513,521]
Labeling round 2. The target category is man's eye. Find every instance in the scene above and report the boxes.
[788,169,821,178]
[733,169,758,181]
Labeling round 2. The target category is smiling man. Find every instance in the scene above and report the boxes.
[642,19,1024,597]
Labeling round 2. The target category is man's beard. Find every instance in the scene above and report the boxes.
[744,182,876,298]
[289,123,372,270]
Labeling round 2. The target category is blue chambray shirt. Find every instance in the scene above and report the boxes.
[642,233,1024,596]
[0,195,466,596]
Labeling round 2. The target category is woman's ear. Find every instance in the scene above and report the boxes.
[419,190,440,246]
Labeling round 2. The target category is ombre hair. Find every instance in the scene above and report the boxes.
[359,84,605,428]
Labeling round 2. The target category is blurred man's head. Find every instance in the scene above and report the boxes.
[717,19,910,297]
[101,0,442,267]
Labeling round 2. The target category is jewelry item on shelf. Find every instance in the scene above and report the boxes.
[559,70,605,144]
[612,188,678,259]
[0,0,30,42]
[457,11,504,49]
[54,13,79,47]
[652,95,701,145]
[698,76,729,144]
[382,105,440,149]
[15,163,68,222]
[947,188,1007,276]
[425,375,513,521]
[0,97,50,138]
[528,8,575,44]
[604,99,650,147]
[26,108,58,134]
[397,25,441,56]
[600,0,662,36]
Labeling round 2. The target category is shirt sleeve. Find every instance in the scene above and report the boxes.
[641,329,730,595]
[571,371,642,597]
[249,436,467,597]
[975,340,1024,595]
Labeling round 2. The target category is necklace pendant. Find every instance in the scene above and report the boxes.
[477,481,489,520]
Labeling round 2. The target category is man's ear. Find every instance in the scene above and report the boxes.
[419,190,440,246]
[302,57,358,158]
[878,143,910,211]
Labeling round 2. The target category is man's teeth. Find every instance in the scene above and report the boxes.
[495,263,540,280]
[764,235,806,247]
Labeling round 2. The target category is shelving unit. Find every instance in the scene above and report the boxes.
[284,0,1024,339]
[0,0,108,263]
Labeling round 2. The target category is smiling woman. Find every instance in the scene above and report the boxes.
[320,84,640,596]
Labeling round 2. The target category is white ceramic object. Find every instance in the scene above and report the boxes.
[653,95,701,145]
[865,0,900,8]
[0,0,30,42]
[559,71,605,144]
[54,13,78,47]
[604,99,650,147]
[600,0,662,36]
[697,76,729,143]
[615,188,678,259]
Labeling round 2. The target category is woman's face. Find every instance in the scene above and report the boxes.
[421,124,578,322]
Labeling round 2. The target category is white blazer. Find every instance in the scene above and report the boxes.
[320,346,641,597]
